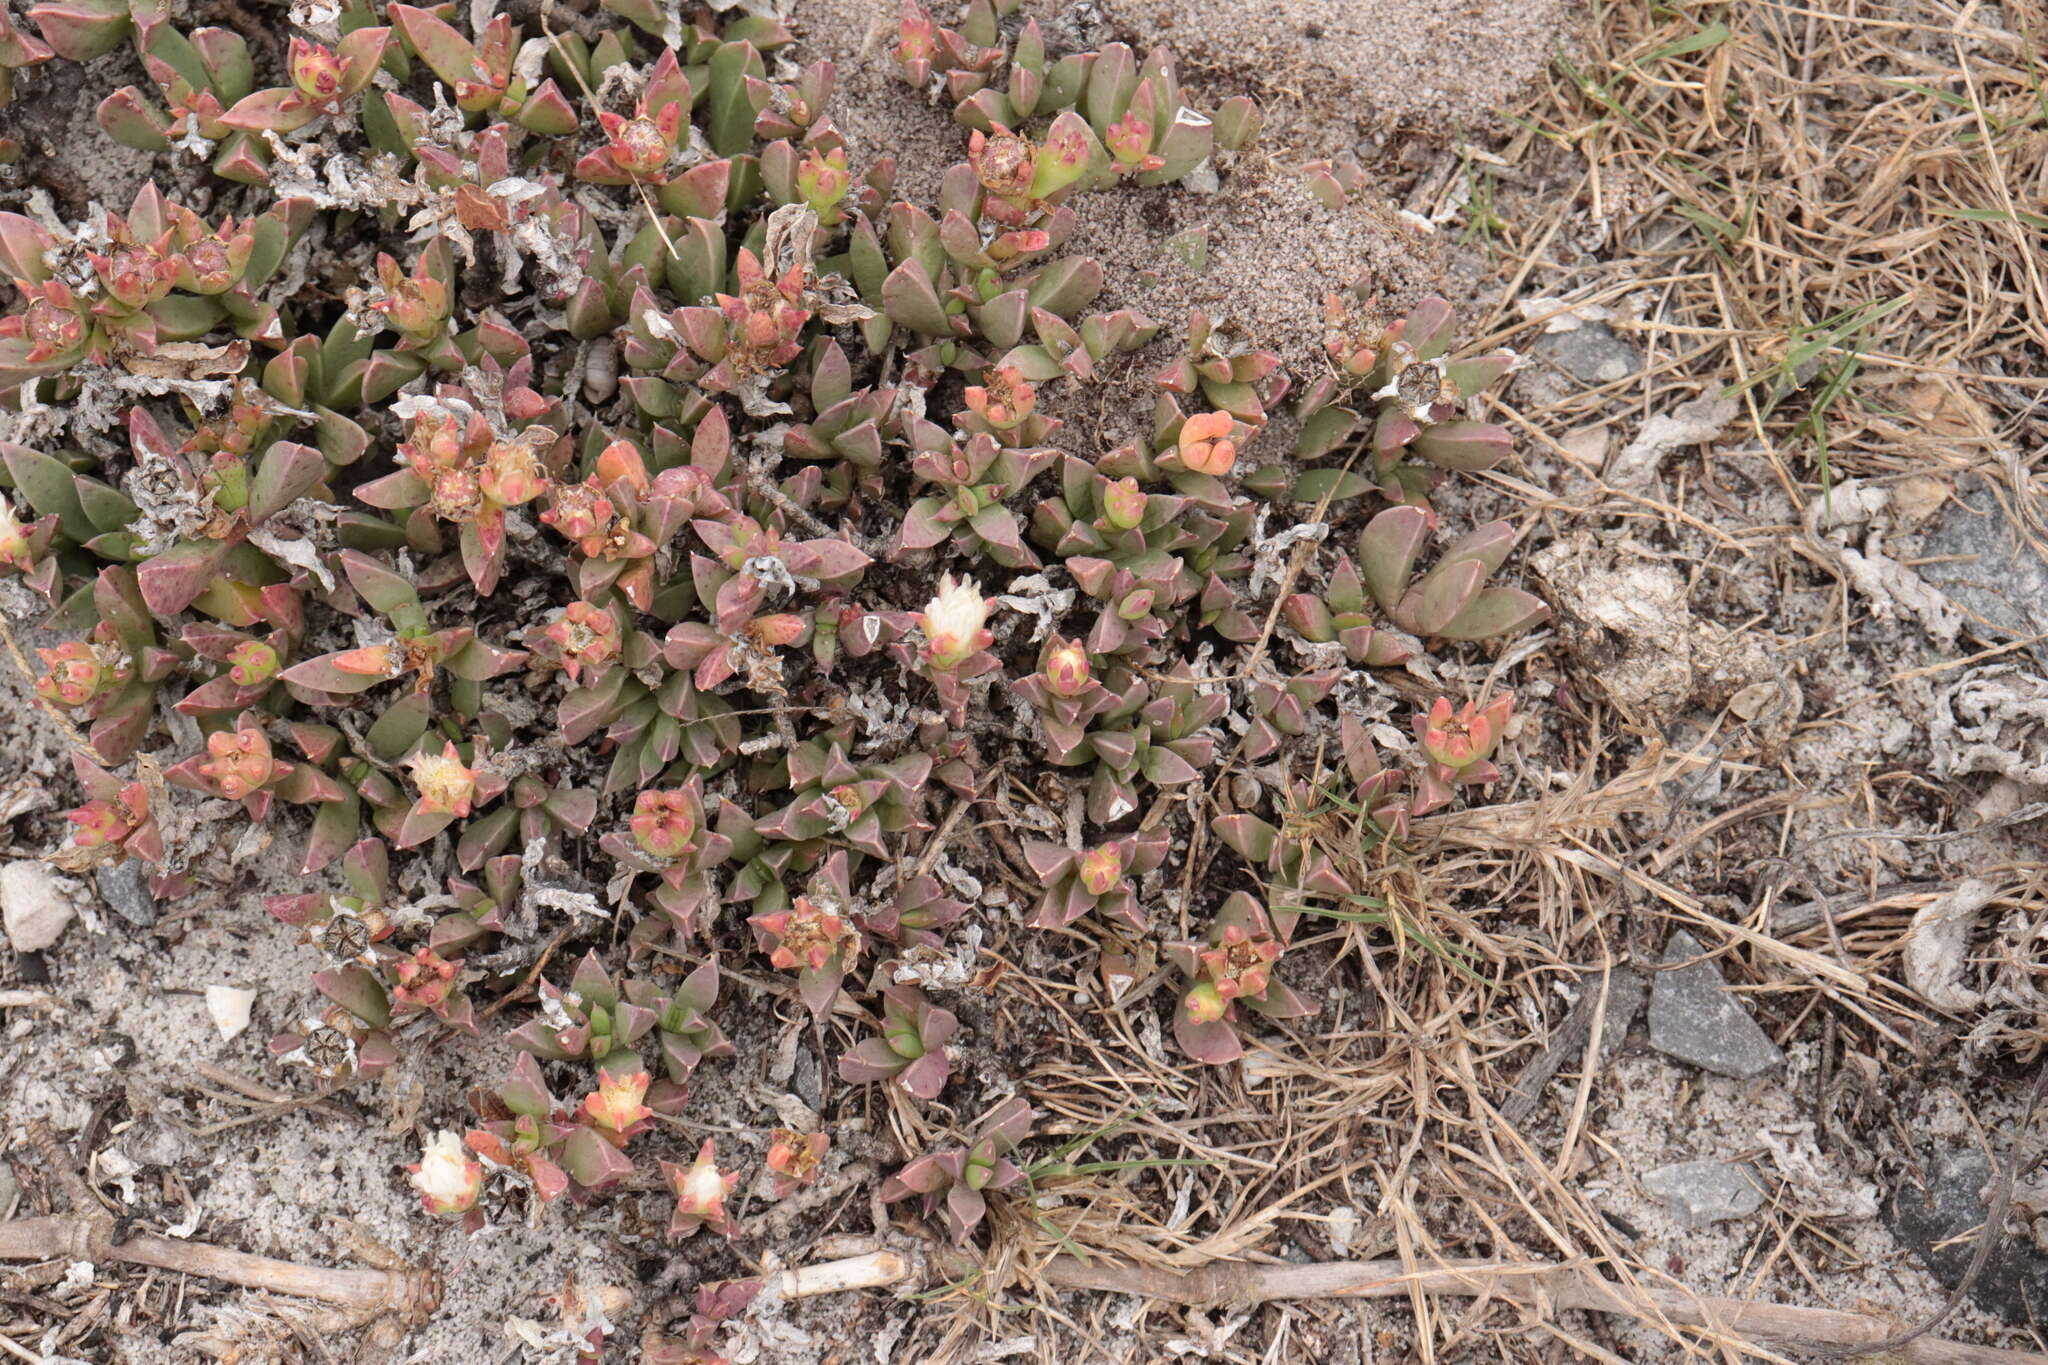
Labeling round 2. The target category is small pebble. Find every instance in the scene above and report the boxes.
[1,860,77,954]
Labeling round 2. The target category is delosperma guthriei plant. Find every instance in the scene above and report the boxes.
[0,0,1549,1326]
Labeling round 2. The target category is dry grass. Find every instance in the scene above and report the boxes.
[873,2,2048,1361]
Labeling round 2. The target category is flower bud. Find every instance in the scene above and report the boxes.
[1117,588,1155,621]
[288,37,345,101]
[478,437,547,506]
[606,114,671,178]
[1176,411,1238,477]
[35,641,115,708]
[199,726,279,800]
[1101,476,1147,530]
[23,298,84,358]
[1077,845,1123,896]
[227,639,281,686]
[1042,639,1091,697]
[630,788,697,860]
[1183,980,1227,1024]
[408,1129,483,1216]
[0,499,35,573]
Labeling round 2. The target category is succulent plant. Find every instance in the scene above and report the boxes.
[838,975,957,1098]
[1167,893,1316,1064]
[1,0,1545,1272]
[879,1097,1034,1245]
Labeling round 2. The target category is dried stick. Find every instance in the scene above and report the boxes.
[1033,1256,2046,1365]
[4,1122,439,1319]
[0,1216,441,1317]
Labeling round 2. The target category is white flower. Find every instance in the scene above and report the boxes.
[920,574,991,670]
[408,1129,481,1214]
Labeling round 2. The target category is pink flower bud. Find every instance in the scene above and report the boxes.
[630,788,698,860]
[1077,845,1123,896]
[35,641,116,708]
[199,726,280,800]
[478,437,547,506]
[1176,411,1239,477]
[227,639,281,686]
[288,37,345,101]
[1042,639,1091,697]
[1183,980,1227,1024]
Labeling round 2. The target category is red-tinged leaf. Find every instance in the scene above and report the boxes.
[315,964,390,1028]
[1139,745,1198,785]
[1410,420,1512,472]
[138,540,230,617]
[247,441,327,524]
[273,762,349,804]
[1399,557,1485,637]
[1438,587,1549,643]
[1403,296,1458,361]
[898,1050,950,1099]
[838,1038,907,1085]
[1211,812,1279,864]
[339,549,420,617]
[334,26,390,97]
[1357,504,1431,613]
[353,467,430,510]
[299,794,359,874]
[1021,840,1071,881]
[1173,1004,1242,1065]
[558,1124,633,1191]
[443,635,525,681]
[880,260,953,338]
[657,159,730,220]
[96,87,172,151]
[389,4,480,91]
[545,788,598,832]
[388,803,455,850]
[513,78,577,135]
[219,87,319,134]
[280,652,389,695]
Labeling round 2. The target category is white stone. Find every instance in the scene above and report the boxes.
[205,986,257,1042]
[1,860,76,953]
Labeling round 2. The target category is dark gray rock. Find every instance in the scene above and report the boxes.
[791,1044,821,1111]
[95,861,155,927]
[1646,930,1783,1078]
[1919,474,2048,669]
[1533,322,1642,386]
[1886,1145,2048,1327]
[1642,1160,1763,1227]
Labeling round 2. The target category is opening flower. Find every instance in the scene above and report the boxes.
[662,1139,738,1239]
[630,788,698,860]
[920,574,993,671]
[408,1129,483,1215]
[580,1068,654,1138]
[406,741,481,817]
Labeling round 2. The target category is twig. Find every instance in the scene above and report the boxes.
[0,1216,441,1318]
[6,1121,439,1319]
[1032,1255,2046,1364]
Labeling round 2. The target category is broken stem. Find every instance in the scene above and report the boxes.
[0,1215,440,1318]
